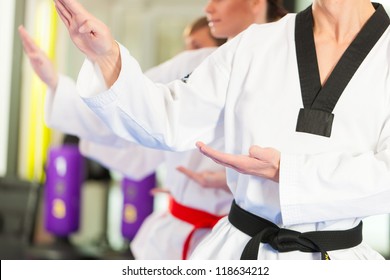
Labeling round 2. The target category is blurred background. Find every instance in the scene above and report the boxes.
[0,0,389,260]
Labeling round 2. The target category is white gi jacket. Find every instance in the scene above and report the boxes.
[76,13,390,259]
[45,47,233,259]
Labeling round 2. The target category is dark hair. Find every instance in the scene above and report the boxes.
[184,17,227,47]
[267,0,288,22]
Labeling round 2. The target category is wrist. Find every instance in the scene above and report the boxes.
[95,41,121,87]
[49,74,59,92]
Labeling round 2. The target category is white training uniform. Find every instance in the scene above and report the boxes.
[45,47,233,259]
[76,13,390,260]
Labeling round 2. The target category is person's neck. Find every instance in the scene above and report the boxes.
[227,17,267,41]
[312,0,375,43]
[227,1,268,41]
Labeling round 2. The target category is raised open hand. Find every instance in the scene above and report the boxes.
[18,25,58,90]
[176,166,230,192]
[54,0,120,86]
[54,0,114,60]
[196,142,280,182]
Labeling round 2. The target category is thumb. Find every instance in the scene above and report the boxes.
[248,145,264,159]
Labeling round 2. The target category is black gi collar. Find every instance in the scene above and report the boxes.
[295,3,389,137]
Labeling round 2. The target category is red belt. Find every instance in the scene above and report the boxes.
[168,197,224,259]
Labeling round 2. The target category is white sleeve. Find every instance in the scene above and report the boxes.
[79,139,164,180]
[279,112,390,225]
[44,75,130,147]
[144,48,215,83]
[77,43,234,151]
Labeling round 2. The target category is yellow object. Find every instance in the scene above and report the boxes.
[52,198,66,219]
[26,1,58,181]
[124,204,138,224]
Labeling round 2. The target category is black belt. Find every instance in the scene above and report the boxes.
[228,200,363,260]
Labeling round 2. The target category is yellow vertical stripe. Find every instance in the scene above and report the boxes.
[26,1,58,181]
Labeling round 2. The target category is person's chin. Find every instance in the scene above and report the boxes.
[211,31,227,39]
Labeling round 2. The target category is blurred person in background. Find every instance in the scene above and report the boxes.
[183,16,226,50]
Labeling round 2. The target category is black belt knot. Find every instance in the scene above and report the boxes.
[228,200,363,260]
[262,227,310,252]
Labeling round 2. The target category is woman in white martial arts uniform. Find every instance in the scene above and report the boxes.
[20,0,287,259]
[55,0,390,260]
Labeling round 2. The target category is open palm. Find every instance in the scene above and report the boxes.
[54,0,114,61]
[176,166,230,192]
[196,142,280,182]
[18,25,58,90]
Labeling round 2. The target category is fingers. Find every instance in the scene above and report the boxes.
[197,141,260,174]
[57,0,85,15]
[18,25,28,41]
[249,145,263,159]
[176,166,199,181]
[56,0,93,28]
[195,141,205,149]
[18,26,49,67]
[55,0,99,36]
[55,4,70,29]
[18,25,38,55]
[197,141,237,167]
[196,141,213,157]
[176,166,193,177]
[197,142,280,181]
[55,1,71,28]
[198,147,242,172]
[149,188,170,196]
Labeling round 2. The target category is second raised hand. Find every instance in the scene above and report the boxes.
[54,0,121,87]
[176,166,230,192]
[18,25,59,90]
